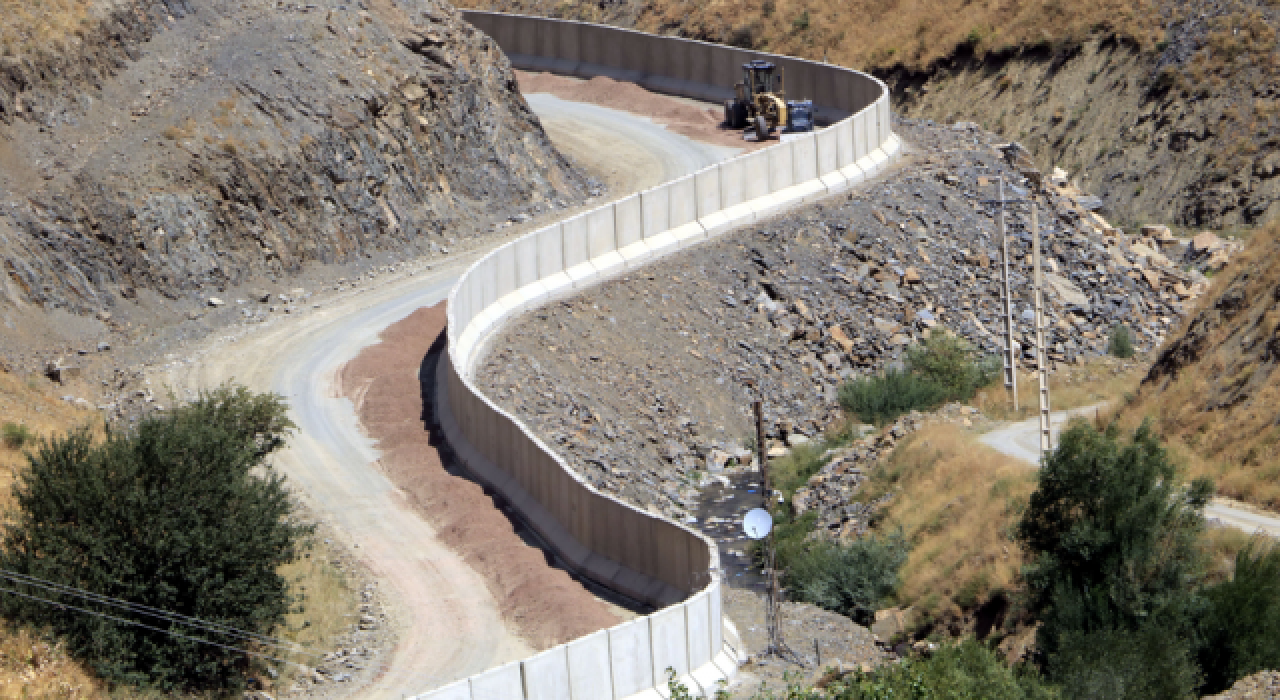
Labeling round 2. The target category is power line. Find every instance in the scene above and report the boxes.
[0,584,310,669]
[0,568,322,659]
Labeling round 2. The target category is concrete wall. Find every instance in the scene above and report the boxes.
[429,12,903,700]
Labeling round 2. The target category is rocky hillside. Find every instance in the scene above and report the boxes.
[456,0,1278,230]
[1121,218,1280,508]
[477,119,1211,522]
[0,0,588,317]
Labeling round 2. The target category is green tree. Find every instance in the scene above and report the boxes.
[1050,624,1200,699]
[0,385,310,691]
[1015,420,1212,669]
[906,332,1001,402]
[1195,539,1280,693]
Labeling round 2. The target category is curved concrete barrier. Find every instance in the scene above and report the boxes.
[426,12,902,699]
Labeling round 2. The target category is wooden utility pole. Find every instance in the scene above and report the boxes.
[998,177,1019,410]
[754,400,769,506]
[1031,202,1052,456]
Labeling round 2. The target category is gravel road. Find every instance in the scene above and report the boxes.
[155,92,739,697]
[980,408,1280,537]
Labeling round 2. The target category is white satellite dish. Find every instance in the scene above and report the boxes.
[743,508,773,540]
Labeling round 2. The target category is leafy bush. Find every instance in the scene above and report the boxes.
[0,385,311,691]
[1050,624,1200,700]
[1195,539,1280,693]
[906,332,1001,401]
[1016,420,1212,666]
[828,639,1057,699]
[1,422,32,450]
[839,334,1000,425]
[1107,324,1134,358]
[838,369,948,426]
[782,532,909,625]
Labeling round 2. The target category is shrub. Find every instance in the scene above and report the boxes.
[906,332,1001,402]
[838,368,947,426]
[782,532,909,625]
[828,639,1057,699]
[1,422,32,450]
[1195,539,1280,693]
[1016,419,1212,667]
[1050,624,1199,699]
[1107,323,1134,358]
[0,385,311,691]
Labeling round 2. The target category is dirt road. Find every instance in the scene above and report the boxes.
[157,92,740,696]
[980,409,1280,537]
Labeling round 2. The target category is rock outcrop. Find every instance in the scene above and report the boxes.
[0,0,590,313]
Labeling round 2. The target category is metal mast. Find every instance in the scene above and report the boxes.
[1031,202,1052,455]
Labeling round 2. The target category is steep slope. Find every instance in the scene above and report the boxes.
[0,0,588,317]
[1121,219,1280,507]
[457,0,1279,229]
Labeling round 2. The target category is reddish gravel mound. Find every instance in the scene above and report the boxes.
[341,304,621,649]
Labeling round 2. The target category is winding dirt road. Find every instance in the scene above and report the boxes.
[158,94,739,697]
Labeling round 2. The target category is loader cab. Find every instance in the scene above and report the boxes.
[741,60,780,101]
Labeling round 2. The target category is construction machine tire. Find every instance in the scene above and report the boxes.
[724,100,739,128]
[754,115,769,141]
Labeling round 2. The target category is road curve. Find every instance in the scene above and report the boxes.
[158,96,738,697]
[980,408,1280,538]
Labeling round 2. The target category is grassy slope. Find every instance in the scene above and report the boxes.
[864,425,1034,633]
[0,0,96,56]
[1117,219,1280,508]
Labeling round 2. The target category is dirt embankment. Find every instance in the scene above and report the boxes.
[0,0,593,320]
[340,303,623,650]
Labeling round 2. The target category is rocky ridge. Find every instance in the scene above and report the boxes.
[0,0,593,318]
[478,117,1234,521]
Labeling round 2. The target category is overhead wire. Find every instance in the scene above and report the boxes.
[0,583,310,668]
[0,567,323,659]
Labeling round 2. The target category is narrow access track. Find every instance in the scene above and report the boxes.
[159,96,738,697]
[980,409,1280,538]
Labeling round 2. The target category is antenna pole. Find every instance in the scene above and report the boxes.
[1032,201,1052,456]
[998,177,1019,411]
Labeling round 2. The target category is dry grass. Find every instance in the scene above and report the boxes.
[976,356,1147,422]
[1116,220,1280,509]
[868,424,1035,631]
[0,0,96,58]
[463,0,1162,71]
[271,538,356,685]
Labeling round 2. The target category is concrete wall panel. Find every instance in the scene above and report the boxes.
[469,661,523,700]
[494,243,517,299]
[668,175,698,228]
[566,630,613,700]
[561,214,589,268]
[609,619,655,699]
[719,156,747,208]
[815,125,839,176]
[522,647,572,700]
[694,166,721,219]
[614,194,643,249]
[535,223,564,277]
[515,235,539,289]
[586,205,617,259]
[650,605,690,679]
[641,186,670,238]
[742,150,771,201]
[768,140,795,192]
[792,132,819,183]
[686,592,713,668]
[836,117,855,168]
